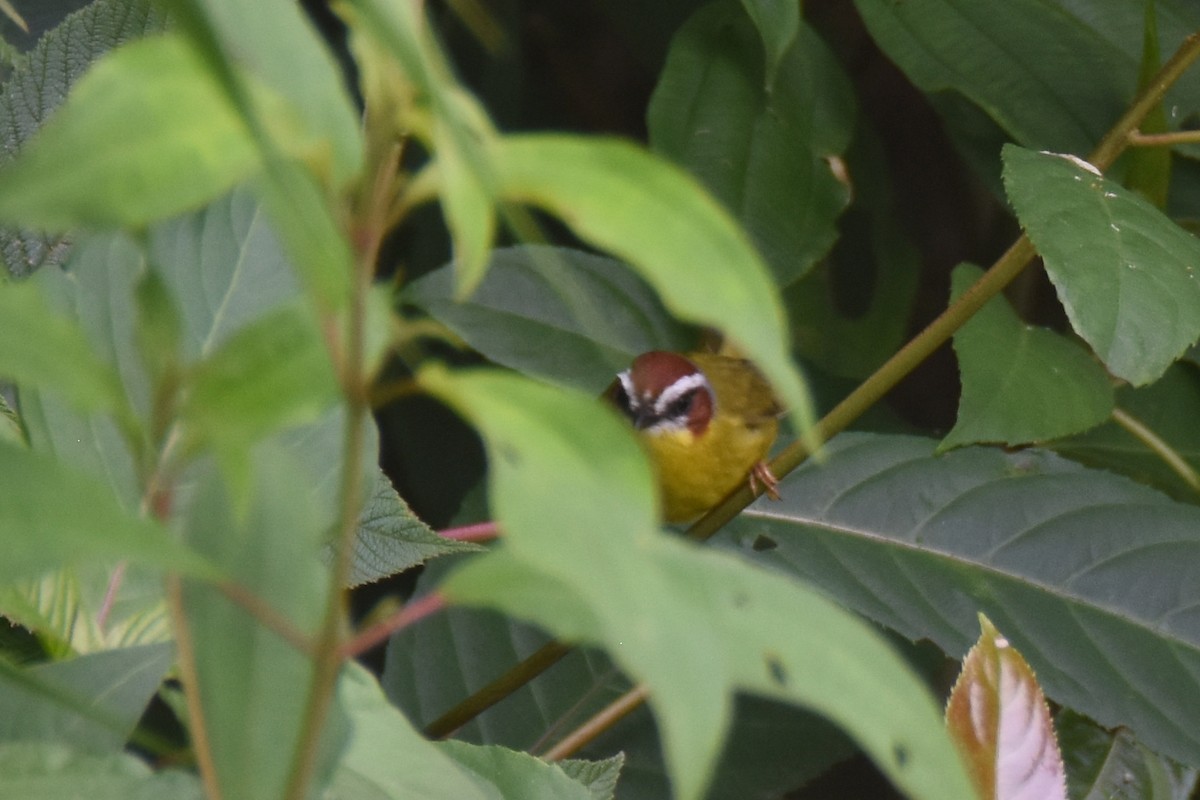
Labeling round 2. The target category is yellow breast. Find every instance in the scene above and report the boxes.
[644,410,778,523]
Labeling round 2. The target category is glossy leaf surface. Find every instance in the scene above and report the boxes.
[854,0,1200,155]
[718,432,1200,770]
[1003,145,1200,386]
[649,2,854,285]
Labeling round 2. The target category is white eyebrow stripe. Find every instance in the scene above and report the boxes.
[653,372,711,416]
[617,369,636,404]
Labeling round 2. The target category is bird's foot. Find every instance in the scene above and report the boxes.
[748,460,781,501]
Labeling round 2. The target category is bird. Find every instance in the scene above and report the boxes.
[606,350,782,523]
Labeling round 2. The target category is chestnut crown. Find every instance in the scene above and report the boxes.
[609,351,715,436]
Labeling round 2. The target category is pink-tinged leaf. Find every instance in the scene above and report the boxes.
[946,614,1067,800]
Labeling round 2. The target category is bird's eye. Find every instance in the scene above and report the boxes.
[664,391,695,420]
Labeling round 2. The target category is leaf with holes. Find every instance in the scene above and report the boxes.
[717,432,1200,771]
[421,366,974,800]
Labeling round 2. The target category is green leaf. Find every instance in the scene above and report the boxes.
[1058,710,1198,800]
[716,432,1200,771]
[0,742,203,800]
[0,565,172,656]
[162,0,362,186]
[347,471,479,587]
[179,448,341,800]
[649,2,854,285]
[737,0,799,85]
[0,443,219,586]
[343,0,497,292]
[0,34,261,230]
[488,134,813,432]
[183,303,340,448]
[439,741,594,800]
[0,643,173,752]
[0,279,126,419]
[0,0,168,276]
[383,561,859,800]
[942,262,1113,449]
[330,665,493,799]
[404,245,690,393]
[421,367,973,800]
[333,663,599,800]
[1003,145,1200,386]
[852,0,1200,155]
[556,755,624,800]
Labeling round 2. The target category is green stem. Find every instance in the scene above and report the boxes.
[1128,130,1200,147]
[1112,407,1200,494]
[280,143,402,800]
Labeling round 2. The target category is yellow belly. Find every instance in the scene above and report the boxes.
[643,414,778,523]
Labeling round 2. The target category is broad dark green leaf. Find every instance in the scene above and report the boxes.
[0,643,173,752]
[716,432,1200,770]
[853,0,1200,155]
[0,443,219,586]
[1058,710,1198,800]
[0,34,261,230]
[0,0,167,276]
[179,449,341,800]
[737,0,798,85]
[486,134,813,430]
[404,245,690,393]
[1003,145,1200,385]
[0,743,203,800]
[649,2,854,285]
[422,367,973,800]
[942,262,1113,449]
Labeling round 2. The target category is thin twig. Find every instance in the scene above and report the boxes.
[424,641,573,739]
[167,576,223,800]
[1128,129,1200,147]
[438,521,501,542]
[541,684,650,761]
[1112,407,1200,494]
[339,591,447,659]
